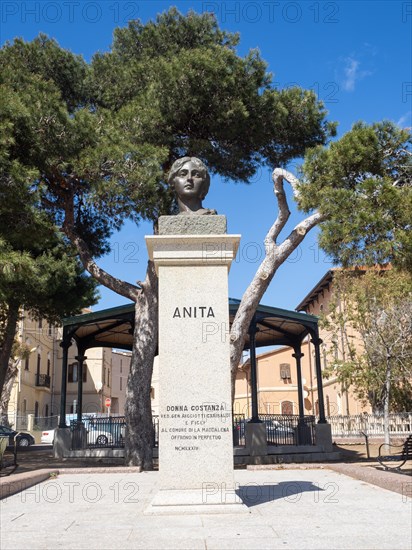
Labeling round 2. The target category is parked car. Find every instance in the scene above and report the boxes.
[86,425,114,446]
[86,420,125,446]
[265,419,295,435]
[40,429,55,444]
[0,425,35,447]
[41,415,121,446]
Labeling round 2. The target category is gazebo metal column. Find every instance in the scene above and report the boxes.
[248,317,261,423]
[311,331,327,424]
[293,342,311,445]
[58,333,71,429]
[245,316,267,456]
[292,343,305,424]
[75,351,87,423]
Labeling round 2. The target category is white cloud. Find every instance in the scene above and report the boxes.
[396,111,412,128]
[341,56,373,92]
[342,58,359,92]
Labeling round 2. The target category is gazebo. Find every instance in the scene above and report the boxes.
[58,299,327,429]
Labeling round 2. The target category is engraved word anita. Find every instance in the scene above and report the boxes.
[172,306,215,318]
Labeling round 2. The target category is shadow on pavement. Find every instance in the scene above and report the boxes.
[237,480,325,507]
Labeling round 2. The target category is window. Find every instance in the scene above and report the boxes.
[120,377,122,391]
[36,353,41,375]
[38,319,42,329]
[24,355,29,371]
[103,367,106,385]
[68,362,87,382]
[34,401,39,422]
[68,363,78,383]
[150,387,155,399]
[280,363,291,380]
[120,359,122,374]
[107,369,110,388]
[47,357,51,377]
[45,404,49,418]
[281,401,293,415]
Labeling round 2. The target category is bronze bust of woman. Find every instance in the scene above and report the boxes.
[168,157,217,215]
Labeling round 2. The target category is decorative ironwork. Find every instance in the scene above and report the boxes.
[69,413,317,451]
[233,414,246,446]
[259,414,316,446]
[70,415,159,450]
[35,373,51,388]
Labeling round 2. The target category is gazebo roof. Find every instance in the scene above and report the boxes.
[62,299,319,352]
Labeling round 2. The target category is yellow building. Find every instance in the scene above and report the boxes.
[234,269,372,419]
[53,346,131,416]
[7,309,131,438]
[8,311,58,432]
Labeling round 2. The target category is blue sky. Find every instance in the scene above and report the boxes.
[1,1,411,312]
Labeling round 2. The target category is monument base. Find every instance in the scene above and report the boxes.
[314,423,334,452]
[53,427,71,459]
[245,422,268,456]
[145,488,249,515]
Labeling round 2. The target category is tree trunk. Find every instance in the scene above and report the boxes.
[0,360,18,426]
[383,352,392,451]
[0,300,20,395]
[124,261,158,470]
[228,168,325,401]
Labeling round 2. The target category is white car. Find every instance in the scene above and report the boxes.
[86,426,113,446]
[41,426,113,446]
[41,429,55,444]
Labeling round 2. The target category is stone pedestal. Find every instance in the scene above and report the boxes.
[53,427,71,459]
[245,422,268,457]
[145,219,247,514]
[314,423,333,452]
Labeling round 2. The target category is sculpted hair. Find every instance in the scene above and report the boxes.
[168,157,211,199]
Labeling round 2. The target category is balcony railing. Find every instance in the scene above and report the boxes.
[35,373,51,388]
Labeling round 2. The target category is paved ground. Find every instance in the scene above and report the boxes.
[1,445,411,549]
[1,466,411,550]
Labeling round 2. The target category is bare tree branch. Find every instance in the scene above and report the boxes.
[63,199,141,302]
[230,168,327,392]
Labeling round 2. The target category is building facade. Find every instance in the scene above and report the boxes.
[7,310,132,436]
[234,269,373,419]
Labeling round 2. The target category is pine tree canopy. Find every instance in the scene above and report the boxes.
[1,8,334,251]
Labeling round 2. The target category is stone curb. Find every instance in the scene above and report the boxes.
[0,468,59,500]
[58,466,144,474]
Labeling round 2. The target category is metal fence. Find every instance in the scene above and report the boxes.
[71,416,125,449]
[327,412,412,438]
[260,414,316,446]
[233,414,246,446]
[70,415,160,450]
[69,412,318,450]
[233,414,316,446]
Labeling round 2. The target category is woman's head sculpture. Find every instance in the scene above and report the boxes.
[168,157,216,215]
